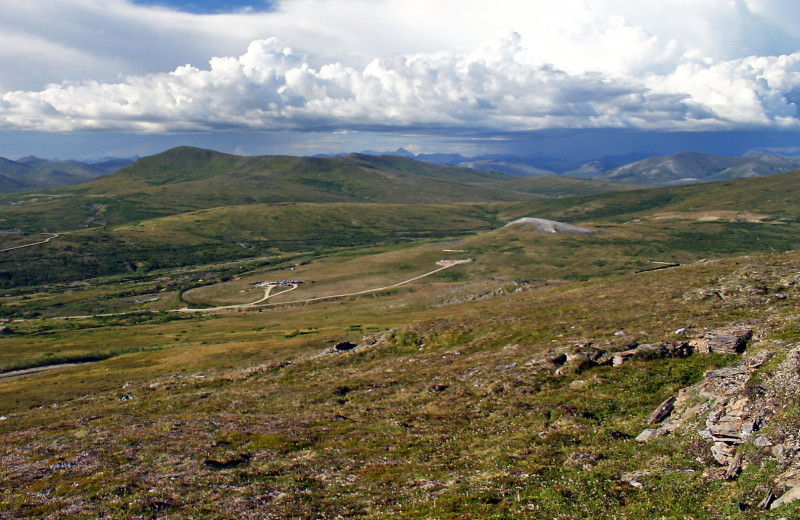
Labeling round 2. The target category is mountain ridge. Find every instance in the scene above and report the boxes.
[0,155,133,194]
[597,151,800,186]
[4,146,800,195]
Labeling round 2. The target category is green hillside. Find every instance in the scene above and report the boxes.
[3,160,800,289]
[0,202,504,288]
[0,148,658,236]
[0,148,541,232]
[496,168,800,224]
[481,176,643,197]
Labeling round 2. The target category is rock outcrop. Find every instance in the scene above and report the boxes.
[636,321,800,509]
[526,324,746,375]
[635,325,762,461]
[504,217,596,235]
[689,323,754,354]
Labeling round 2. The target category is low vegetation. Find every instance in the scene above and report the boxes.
[2,151,800,518]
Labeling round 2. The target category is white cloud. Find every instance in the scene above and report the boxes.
[1,0,800,135]
[0,0,284,91]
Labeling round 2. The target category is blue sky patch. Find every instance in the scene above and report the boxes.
[131,1,273,13]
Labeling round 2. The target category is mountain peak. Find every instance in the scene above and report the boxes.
[17,156,47,164]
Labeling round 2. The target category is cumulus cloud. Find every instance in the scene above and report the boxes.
[1,0,800,135]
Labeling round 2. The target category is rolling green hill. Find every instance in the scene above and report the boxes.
[481,176,643,198]
[496,167,800,224]
[0,147,548,232]
[3,148,800,291]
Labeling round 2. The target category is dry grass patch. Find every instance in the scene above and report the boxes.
[652,211,773,223]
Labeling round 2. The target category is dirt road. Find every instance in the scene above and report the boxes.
[254,259,472,308]
[178,283,299,313]
[0,362,94,383]
[0,233,59,253]
[178,260,471,312]
[10,259,471,319]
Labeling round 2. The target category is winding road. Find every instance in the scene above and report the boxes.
[0,233,59,253]
[1,259,472,381]
[10,259,472,321]
[178,283,300,312]
[179,259,471,313]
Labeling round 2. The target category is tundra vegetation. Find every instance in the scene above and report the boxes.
[1,148,800,518]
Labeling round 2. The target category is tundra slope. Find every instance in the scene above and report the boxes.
[2,248,800,518]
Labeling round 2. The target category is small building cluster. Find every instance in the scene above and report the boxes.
[254,280,305,287]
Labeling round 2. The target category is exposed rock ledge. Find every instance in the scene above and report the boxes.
[524,323,753,376]
[504,217,596,234]
[636,322,800,510]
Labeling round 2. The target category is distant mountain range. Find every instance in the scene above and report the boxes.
[359,148,800,186]
[3,147,800,196]
[319,148,651,175]
[595,151,800,186]
[0,156,135,194]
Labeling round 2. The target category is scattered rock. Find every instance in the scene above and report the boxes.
[636,330,800,494]
[707,335,747,354]
[566,451,605,470]
[702,467,728,482]
[496,363,517,371]
[705,364,750,381]
[334,341,358,352]
[203,453,252,469]
[526,350,568,371]
[555,357,598,376]
[612,351,636,367]
[689,324,754,355]
[771,485,800,510]
[612,342,692,367]
[758,492,777,510]
[609,430,632,440]
[636,428,669,442]
[648,395,677,425]
[753,435,772,448]
[428,384,448,393]
[619,477,644,489]
[619,471,649,488]
[726,453,744,480]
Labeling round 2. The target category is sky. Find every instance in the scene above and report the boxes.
[2,0,800,160]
